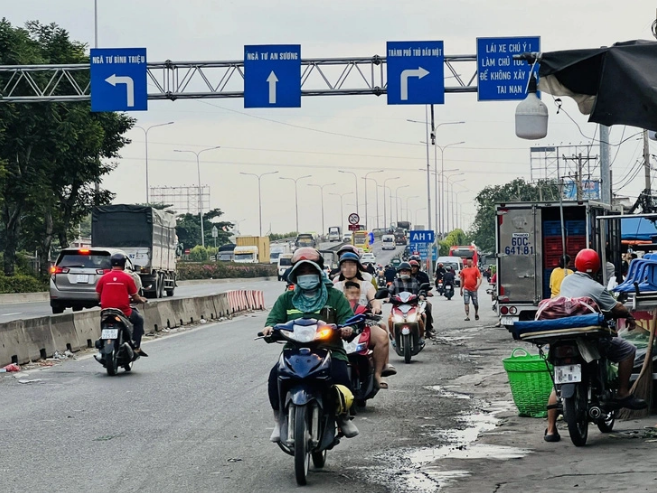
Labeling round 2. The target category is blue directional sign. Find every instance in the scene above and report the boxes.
[477,36,540,101]
[409,230,435,244]
[386,41,444,105]
[244,44,301,108]
[90,48,148,112]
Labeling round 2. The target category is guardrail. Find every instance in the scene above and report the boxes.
[0,289,265,367]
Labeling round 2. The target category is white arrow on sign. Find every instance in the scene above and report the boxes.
[267,71,278,104]
[105,74,135,107]
[400,67,429,101]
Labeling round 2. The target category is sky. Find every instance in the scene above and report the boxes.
[5,1,657,236]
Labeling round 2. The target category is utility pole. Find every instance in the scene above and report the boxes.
[600,124,611,205]
[561,153,597,201]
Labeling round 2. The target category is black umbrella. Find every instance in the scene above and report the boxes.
[536,40,657,131]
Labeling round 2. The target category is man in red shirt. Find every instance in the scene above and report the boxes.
[460,259,482,321]
[96,253,149,357]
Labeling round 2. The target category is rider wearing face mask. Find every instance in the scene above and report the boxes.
[261,247,359,442]
[387,262,427,342]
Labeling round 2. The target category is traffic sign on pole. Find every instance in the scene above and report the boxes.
[409,230,435,244]
[476,36,540,101]
[386,41,444,105]
[348,212,360,225]
[244,45,301,108]
[90,48,148,112]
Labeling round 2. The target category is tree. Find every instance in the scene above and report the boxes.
[470,179,559,252]
[438,229,470,256]
[176,208,233,251]
[0,19,134,276]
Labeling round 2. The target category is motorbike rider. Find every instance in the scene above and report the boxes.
[387,262,428,344]
[443,267,456,298]
[409,259,435,337]
[434,262,446,285]
[262,247,359,442]
[95,252,149,358]
[384,264,397,285]
[330,245,377,288]
[544,248,646,442]
[334,252,397,389]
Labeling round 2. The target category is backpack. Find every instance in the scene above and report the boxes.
[535,296,601,320]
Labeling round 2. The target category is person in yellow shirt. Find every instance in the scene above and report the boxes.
[549,254,573,297]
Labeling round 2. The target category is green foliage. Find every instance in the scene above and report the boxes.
[438,229,470,256]
[269,231,298,241]
[189,245,209,262]
[175,208,233,251]
[0,19,134,276]
[177,262,277,280]
[0,273,47,293]
[469,179,559,252]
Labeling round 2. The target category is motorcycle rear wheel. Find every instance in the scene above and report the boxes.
[403,334,412,364]
[563,384,589,446]
[597,410,616,433]
[294,404,311,485]
[106,347,118,376]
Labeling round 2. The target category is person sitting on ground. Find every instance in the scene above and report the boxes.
[543,248,646,443]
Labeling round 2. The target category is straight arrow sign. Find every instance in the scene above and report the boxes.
[400,67,429,101]
[267,71,278,104]
[105,74,135,107]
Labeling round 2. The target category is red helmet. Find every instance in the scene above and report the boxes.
[409,260,420,268]
[575,248,600,274]
[337,244,360,257]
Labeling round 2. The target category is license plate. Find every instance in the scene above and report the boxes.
[101,329,118,339]
[75,275,89,284]
[554,364,582,384]
[501,316,517,326]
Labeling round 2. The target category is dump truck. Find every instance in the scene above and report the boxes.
[92,204,178,298]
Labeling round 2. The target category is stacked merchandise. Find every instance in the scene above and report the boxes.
[542,220,586,298]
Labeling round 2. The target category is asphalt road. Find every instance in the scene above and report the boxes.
[2,243,490,493]
[0,242,345,323]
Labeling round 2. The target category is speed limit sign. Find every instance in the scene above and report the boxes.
[348,212,360,225]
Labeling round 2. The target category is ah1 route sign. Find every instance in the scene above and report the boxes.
[90,48,148,112]
[386,41,444,105]
[409,230,435,244]
[476,36,540,101]
[244,44,301,108]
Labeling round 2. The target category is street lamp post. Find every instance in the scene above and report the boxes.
[382,177,400,230]
[136,122,174,203]
[338,170,359,215]
[240,171,279,237]
[370,178,383,229]
[406,195,419,222]
[452,189,468,231]
[309,183,336,237]
[415,208,427,226]
[329,191,353,233]
[174,146,221,247]
[438,142,465,237]
[362,170,383,229]
[279,175,311,233]
[394,185,409,225]
[446,177,466,232]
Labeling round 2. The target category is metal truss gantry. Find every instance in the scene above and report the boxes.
[150,185,210,216]
[0,55,478,103]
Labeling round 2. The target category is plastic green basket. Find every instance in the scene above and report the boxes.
[503,348,554,418]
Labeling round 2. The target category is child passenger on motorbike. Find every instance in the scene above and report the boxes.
[261,248,359,442]
[334,252,397,389]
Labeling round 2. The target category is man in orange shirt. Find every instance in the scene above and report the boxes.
[460,259,482,321]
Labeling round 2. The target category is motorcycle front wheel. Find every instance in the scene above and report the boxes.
[403,333,412,364]
[563,383,589,446]
[597,409,616,433]
[293,404,311,485]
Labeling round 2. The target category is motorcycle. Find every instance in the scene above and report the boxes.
[444,283,454,300]
[513,314,620,447]
[343,307,381,409]
[258,316,361,486]
[94,308,139,375]
[377,283,430,364]
[487,283,497,311]
[436,279,445,296]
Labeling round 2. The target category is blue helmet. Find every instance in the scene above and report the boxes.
[339,252,361,264]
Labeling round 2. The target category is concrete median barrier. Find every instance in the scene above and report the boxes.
[0,290,265,367]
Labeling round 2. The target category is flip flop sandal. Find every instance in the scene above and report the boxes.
[376,380,389,390]
[382,364,397,377]
[544,429,561,442]
[464,317,471,321]
[475,315,480,320]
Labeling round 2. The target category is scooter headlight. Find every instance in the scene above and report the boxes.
[393,314,404,323]
[406,313,417,323]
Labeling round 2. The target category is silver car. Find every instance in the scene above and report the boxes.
[49,247,135,314]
